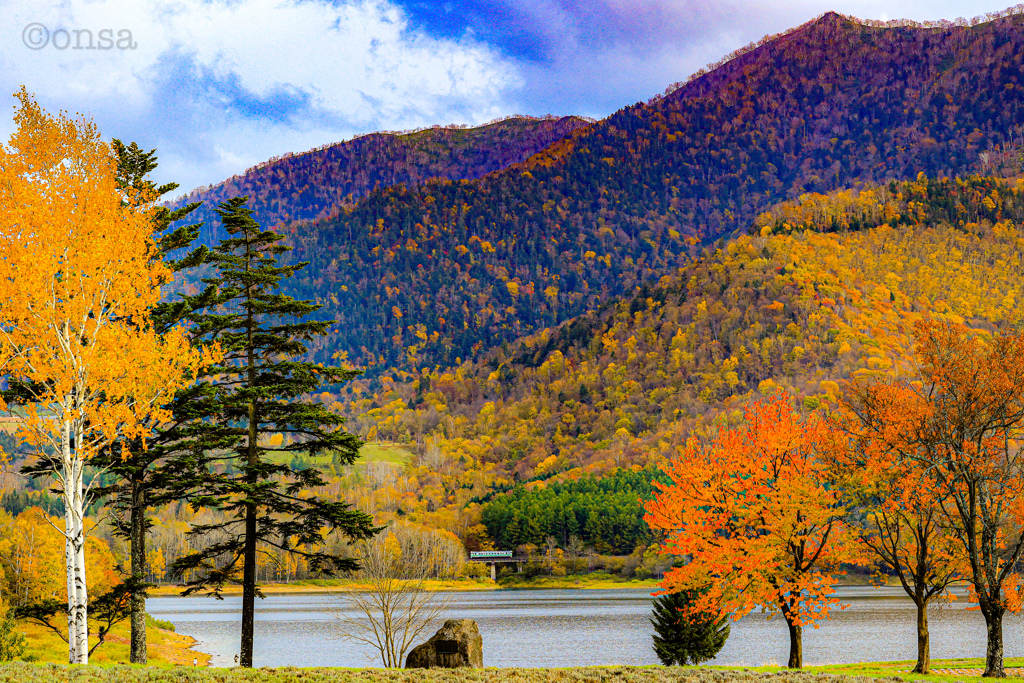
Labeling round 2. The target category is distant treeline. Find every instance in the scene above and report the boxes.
[481,468,665,554]
[0,489,64,517]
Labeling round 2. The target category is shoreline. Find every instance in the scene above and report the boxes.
[146,576,664,596]
[147,573,883,597]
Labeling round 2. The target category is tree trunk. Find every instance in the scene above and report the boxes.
[73,517,89,663]
[787,619,802,668]
[239,388,259,667]
[67,455,89,664]
[129,471,147,664]
[64,487,77,664]
[912,600,929,674]
[239,497,257,667]
[983,608,1005,677]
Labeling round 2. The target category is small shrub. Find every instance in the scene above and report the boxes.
[0,614,27,662]
[651,589,730,666]
[145,613,176,631]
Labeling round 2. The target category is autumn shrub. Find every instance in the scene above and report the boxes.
[0,607,25,662]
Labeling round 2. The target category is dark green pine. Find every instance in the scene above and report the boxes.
[168,196,377,668]
[651,588,730,666]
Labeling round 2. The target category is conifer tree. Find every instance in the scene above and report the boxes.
[651,589,730,666]
[88,140,213,664]
[170,197,377,667]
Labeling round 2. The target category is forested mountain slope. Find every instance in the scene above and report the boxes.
[171,115,590,244]
[269,10,1024,372]
[338,176,1024,498]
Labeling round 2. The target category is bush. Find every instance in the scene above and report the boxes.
[651,589,730,666]
[0,614,26,662]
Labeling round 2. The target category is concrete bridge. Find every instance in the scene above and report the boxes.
[468,550,525,580]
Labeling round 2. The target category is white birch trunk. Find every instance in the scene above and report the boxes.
[63,462,76,664]
[62,419,89,664]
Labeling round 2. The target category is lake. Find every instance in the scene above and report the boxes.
[147,586,1024,668]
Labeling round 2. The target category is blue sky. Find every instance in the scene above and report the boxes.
[0,0,1013,194]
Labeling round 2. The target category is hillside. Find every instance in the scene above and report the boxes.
[170,115,591,244]
[258,9,1024,372]
[319,175,1024,542]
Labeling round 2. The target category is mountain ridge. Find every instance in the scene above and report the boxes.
[168,114,592,245]
[264,8,1024,373]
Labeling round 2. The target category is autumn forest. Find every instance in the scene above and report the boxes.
[5,4,1024,680]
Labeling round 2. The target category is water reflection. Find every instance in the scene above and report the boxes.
[146,587,1024,668]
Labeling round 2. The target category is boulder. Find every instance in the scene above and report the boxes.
[404,619,483,669]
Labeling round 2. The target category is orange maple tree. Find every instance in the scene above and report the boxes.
[843,320,1024,678]
[0,89,207,664]
[831,389,963,675]
[644,395,861,668]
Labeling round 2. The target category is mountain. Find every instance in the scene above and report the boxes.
[320,175,1024,540]
[171,115,591,244]
[261,9,1024,373]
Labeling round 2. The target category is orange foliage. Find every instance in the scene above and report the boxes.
[841,320,1024,676]
[645,395,862,667]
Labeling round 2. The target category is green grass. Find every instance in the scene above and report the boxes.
[149,576,495,597]
[355,443,412,465]
[4,659,1024,682]
[806,658,1024,680]
[144,615,175,633]
[13,618,206,667]
[262,442,413,469]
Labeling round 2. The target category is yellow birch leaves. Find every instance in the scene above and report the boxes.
[0,88,207,457]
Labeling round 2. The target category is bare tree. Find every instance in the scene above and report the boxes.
[565,535,587,574]
[334,522,460,667]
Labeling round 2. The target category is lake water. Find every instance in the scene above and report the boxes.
[147,586,1024,668]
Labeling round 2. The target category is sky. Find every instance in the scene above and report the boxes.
[0,0,1014,195]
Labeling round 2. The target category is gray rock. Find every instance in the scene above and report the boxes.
[404,619,483,669]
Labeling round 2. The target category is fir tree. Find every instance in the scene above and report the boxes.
[651,589,730,666]
[77,140,213,664]
[169,197,377,667]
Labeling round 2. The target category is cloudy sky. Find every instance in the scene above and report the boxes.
[0,0,1012,194]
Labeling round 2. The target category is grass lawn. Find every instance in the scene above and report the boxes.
[355,443,413,465]
[148,576,497,597]
[3,658,1024,681]
[785,658,1024,681]
[0,664,928,682]
[15,616,208,667]
[262,442,414,469]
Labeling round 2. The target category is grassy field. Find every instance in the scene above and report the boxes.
[16,616,209,667]
[805,658,1024,680]
[0,664,934,682]
[3,658,1024,681]
[263,442,414,469]
[497,573,660,590]
[355,443,412,465]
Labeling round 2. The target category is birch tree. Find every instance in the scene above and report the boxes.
[0,89,206,663]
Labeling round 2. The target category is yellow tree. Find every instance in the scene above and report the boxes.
[0,89,205,664]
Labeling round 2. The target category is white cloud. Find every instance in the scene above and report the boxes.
[0,0,1016,193]
[0,0,521,192]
